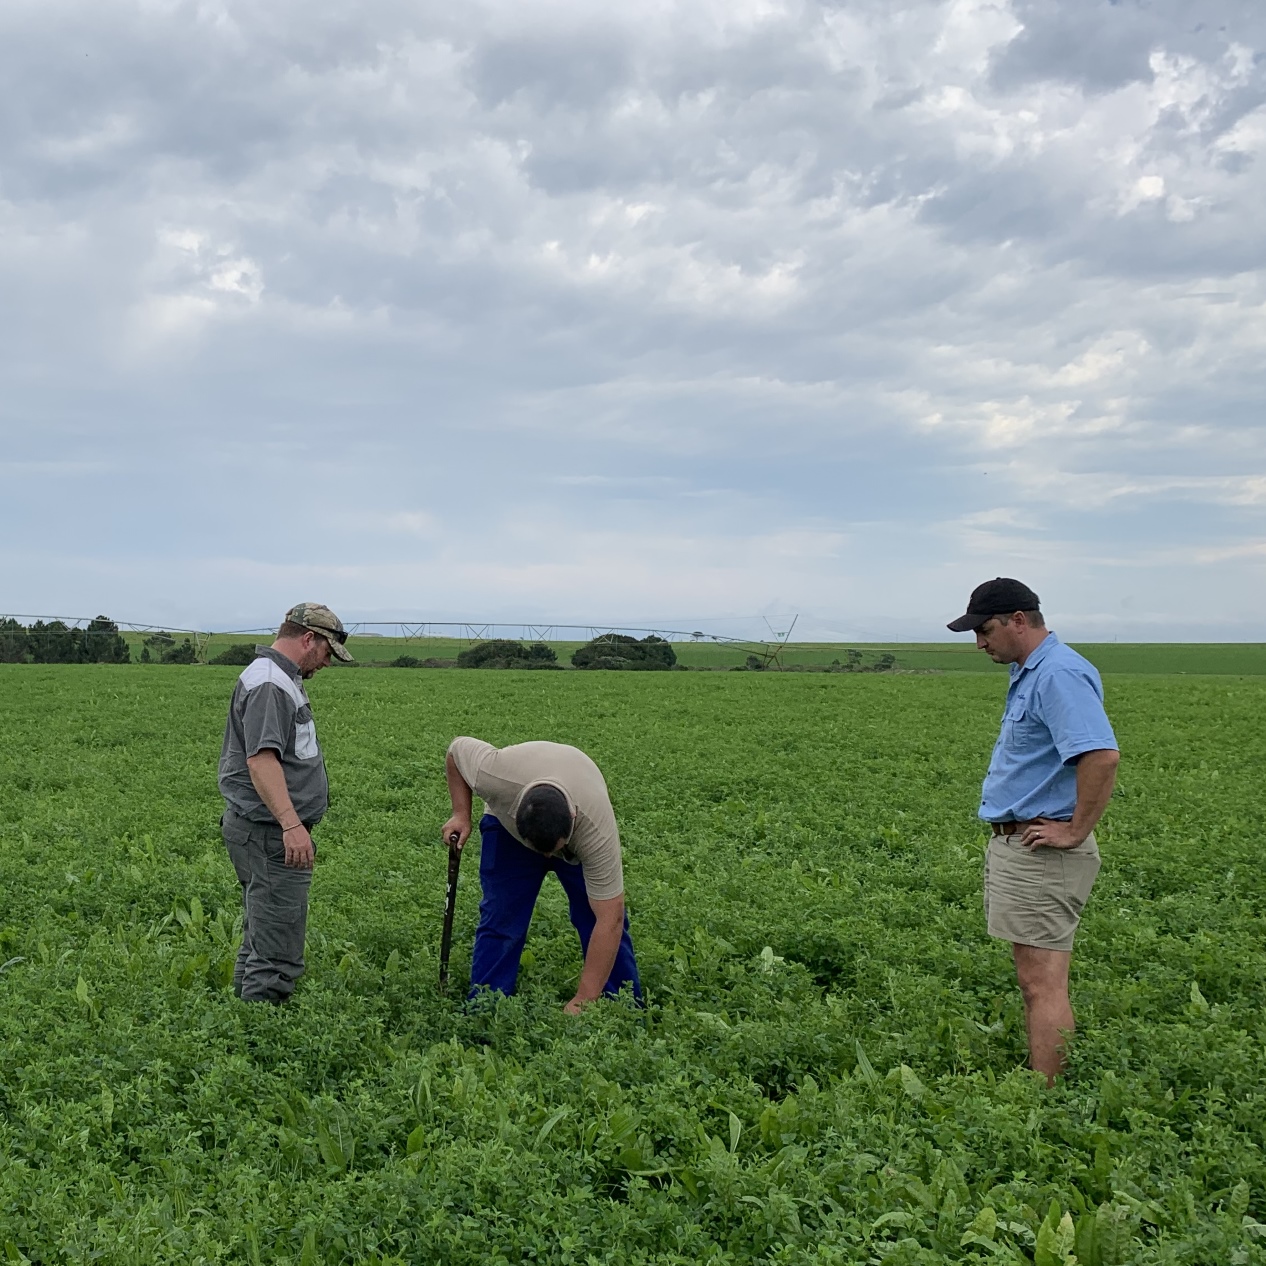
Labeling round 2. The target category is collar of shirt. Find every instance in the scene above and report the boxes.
[255,645,302,680]
[1009,631,1060,683]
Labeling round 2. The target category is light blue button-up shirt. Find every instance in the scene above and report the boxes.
[979,632,1118,823]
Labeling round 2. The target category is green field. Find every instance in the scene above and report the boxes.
[130,632,1266,675]
[2,667,1264,1263]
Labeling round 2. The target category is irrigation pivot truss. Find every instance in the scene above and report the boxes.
[2,615,802,666]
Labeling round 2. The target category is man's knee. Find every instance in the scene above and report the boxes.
[1012,945,1070,1001]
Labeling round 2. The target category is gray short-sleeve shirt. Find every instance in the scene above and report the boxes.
[449,737,624,901]
[218,647,329,825]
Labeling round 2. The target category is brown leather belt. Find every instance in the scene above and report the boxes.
[990,818,1068,835]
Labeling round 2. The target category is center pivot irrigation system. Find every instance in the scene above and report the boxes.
[2,615,804,668]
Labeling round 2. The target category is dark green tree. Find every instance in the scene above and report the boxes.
[28,620,81,663]
[0,618,28,663]
[143,632,175,656]
[571,634,676,670]
[83,616,130,663]
[457,640,560,669]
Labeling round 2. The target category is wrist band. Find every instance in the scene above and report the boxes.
[282,823,303,832]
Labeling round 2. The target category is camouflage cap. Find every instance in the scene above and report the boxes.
[285,602,354,661]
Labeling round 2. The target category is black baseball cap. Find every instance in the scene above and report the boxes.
[947,578,1041,632]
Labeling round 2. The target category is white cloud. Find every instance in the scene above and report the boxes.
[1,0,1264,637]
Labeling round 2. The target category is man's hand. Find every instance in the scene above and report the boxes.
[442,816,472,851]
[567,894,624,1014]
[283,824,315,868]
[1021,819,1085,851]
[1021,748,1119,851]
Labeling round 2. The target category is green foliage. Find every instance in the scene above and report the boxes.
[210,643,259,666]
[572,633,677,670]
[5,616,130,663]
[456,640,559,669]
[84,616,131,664]
[0,668,1264,1263]
[0,618,28,663]
[160,637,198,665]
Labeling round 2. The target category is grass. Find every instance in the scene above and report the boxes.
[1,666,1264,1263]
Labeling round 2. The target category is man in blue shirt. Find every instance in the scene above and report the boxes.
[948,578,1119,1084]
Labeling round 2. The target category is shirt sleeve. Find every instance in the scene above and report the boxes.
[240,683,296,759]
[575,815,624,901]
[447,737,497,793]
[1035,668,1119,764]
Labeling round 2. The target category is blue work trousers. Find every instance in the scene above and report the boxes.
[469,814,641,1001]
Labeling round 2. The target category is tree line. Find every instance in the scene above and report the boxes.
[0,618,196,664]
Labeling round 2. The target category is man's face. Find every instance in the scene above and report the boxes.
[975,613,1026,663]
[296,631,333,678]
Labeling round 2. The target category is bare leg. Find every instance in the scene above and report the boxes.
[1011,943,1074,1086]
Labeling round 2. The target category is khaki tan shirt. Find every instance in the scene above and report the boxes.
[448,737,624,901]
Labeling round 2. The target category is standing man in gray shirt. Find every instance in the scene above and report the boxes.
[218,603,352,1002]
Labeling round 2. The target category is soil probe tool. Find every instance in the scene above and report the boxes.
[439,832,462,993]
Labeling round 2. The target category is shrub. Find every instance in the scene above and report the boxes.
[457,641,560,669]
[572,634,676,670]
[390,655,423,668]
[210,643,258,666]
[161,638,198,665]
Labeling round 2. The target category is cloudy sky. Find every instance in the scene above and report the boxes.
[3,0,1264,640]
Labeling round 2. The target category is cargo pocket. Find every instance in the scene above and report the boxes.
[221,813,253,848]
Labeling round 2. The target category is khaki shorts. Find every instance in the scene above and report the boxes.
[983,830,1100,952]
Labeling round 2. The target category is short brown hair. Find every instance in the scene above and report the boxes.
[985,610,1045,631]
[278,620,310,639]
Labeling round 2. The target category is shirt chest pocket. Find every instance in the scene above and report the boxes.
[1005,706,1045,751]
[295,720,319,760]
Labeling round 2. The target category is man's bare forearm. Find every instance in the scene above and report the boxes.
[445,753,473,823]
[574,900,624,1003]
[246,750,300,827]
[1069,748,1119,842]
[246,749,314,868]
[442,753,475,849]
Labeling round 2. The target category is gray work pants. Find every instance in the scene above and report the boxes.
[221,809,314,1002]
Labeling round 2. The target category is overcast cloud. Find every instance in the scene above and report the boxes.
[2,0,1264,640]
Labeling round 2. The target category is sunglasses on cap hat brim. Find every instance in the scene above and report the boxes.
[300,623,347,644]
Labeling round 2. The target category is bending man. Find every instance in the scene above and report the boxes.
[442,737,642,1013]
[948,578,1119,1085]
